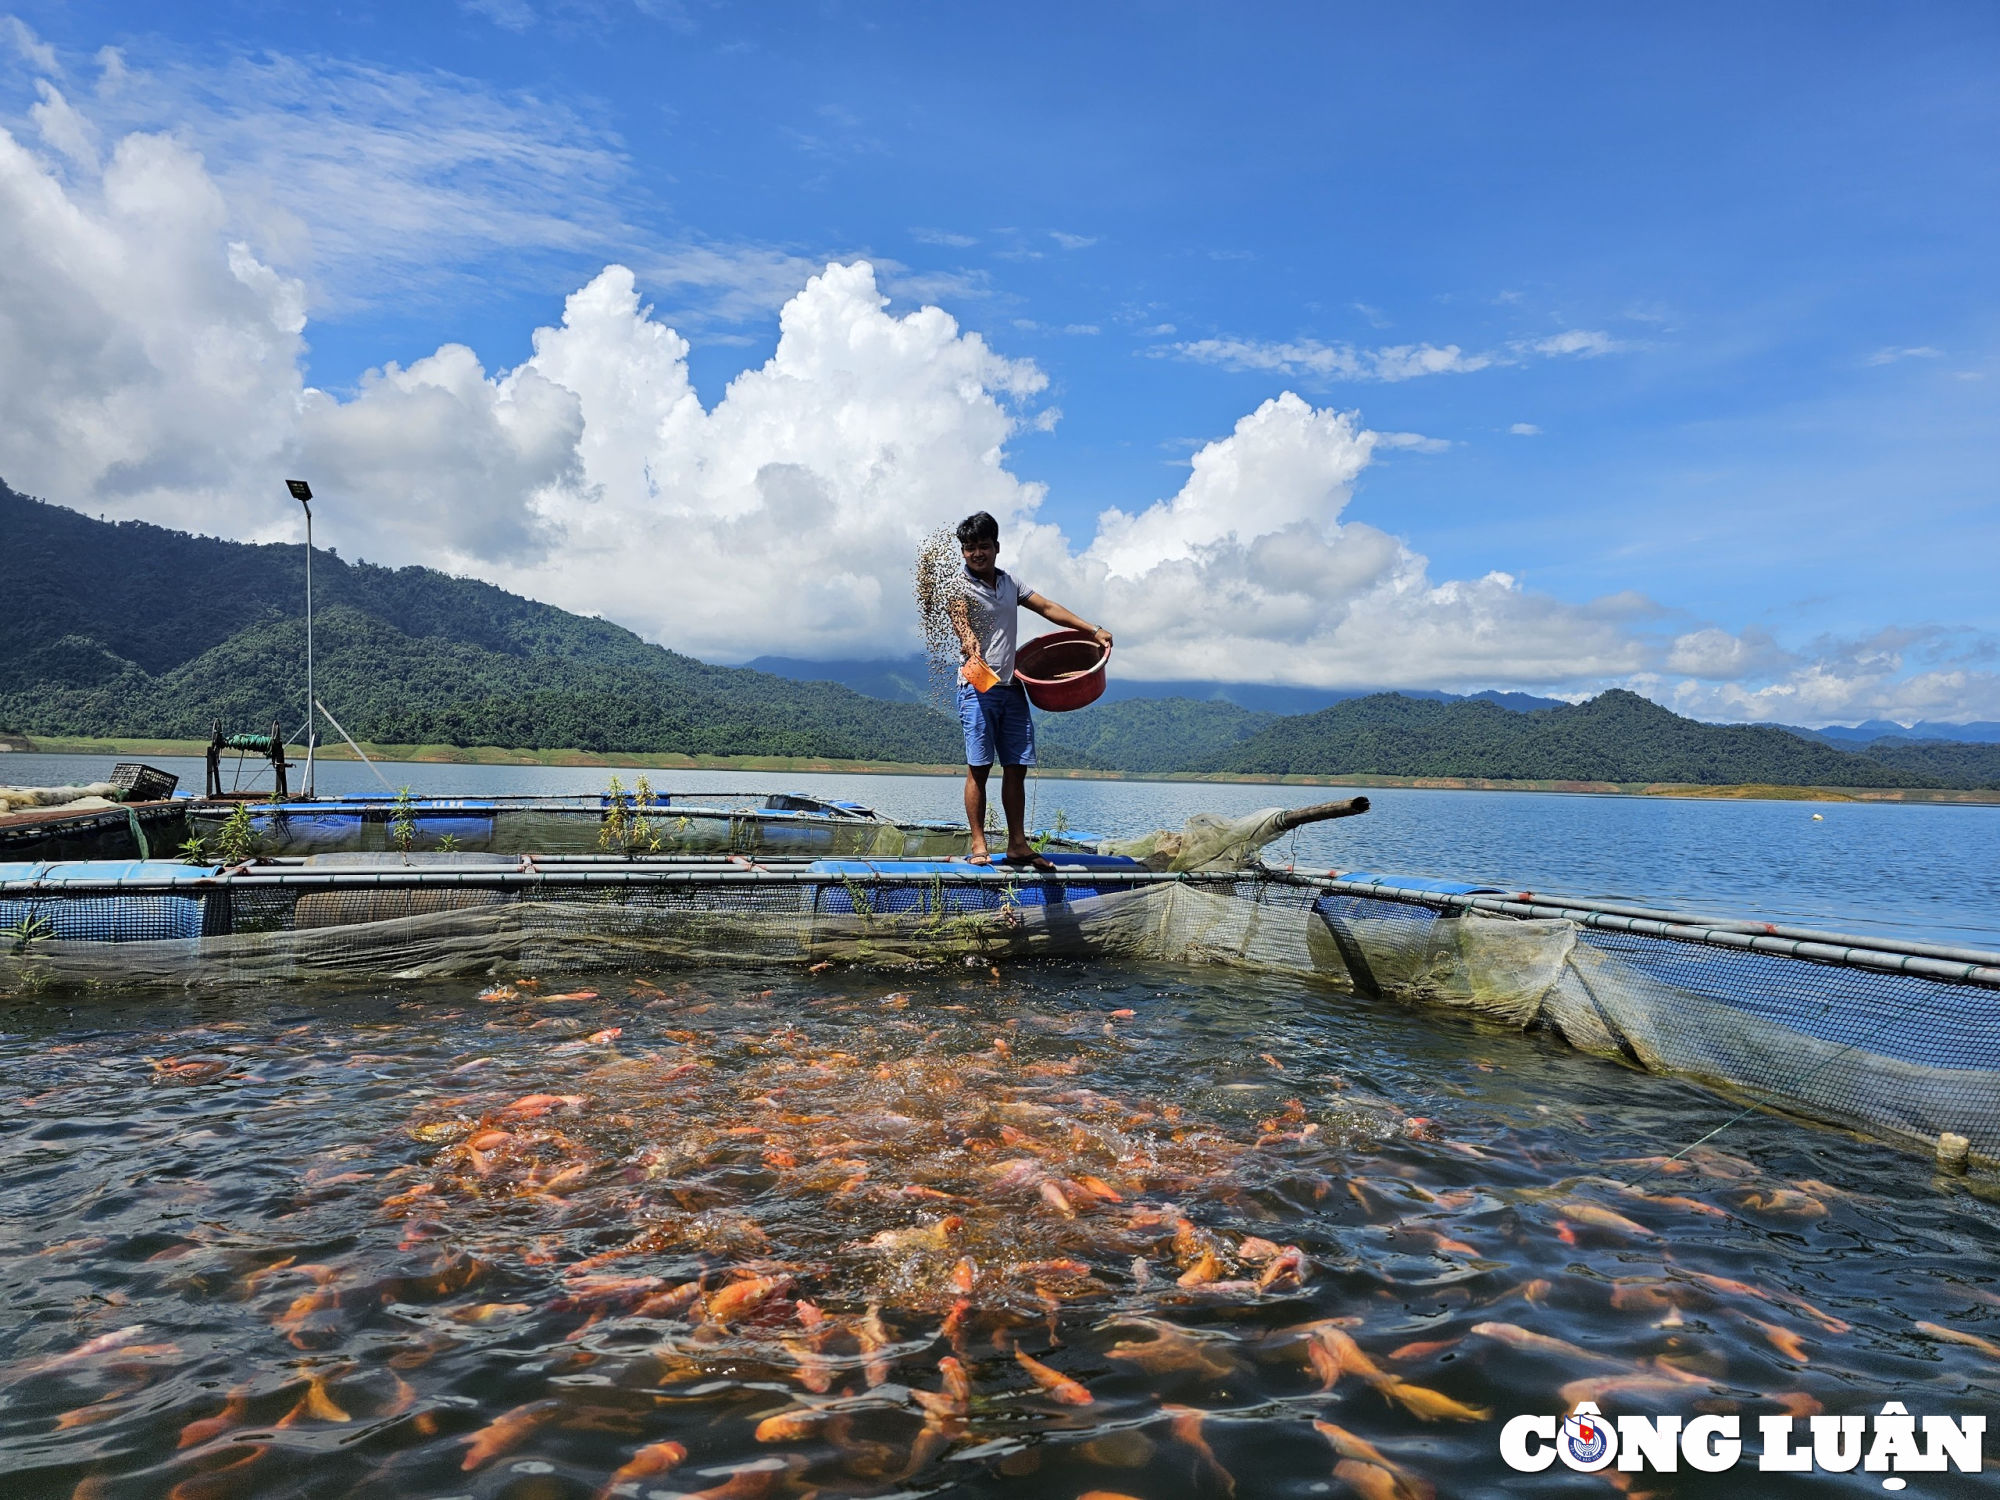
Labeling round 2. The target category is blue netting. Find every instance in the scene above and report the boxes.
[0,895,207,943]
[813,878,1105,917]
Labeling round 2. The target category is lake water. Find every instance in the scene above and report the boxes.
[8,752,1998,951]
[6,963,1999,1499]
[5,754,2000,1496]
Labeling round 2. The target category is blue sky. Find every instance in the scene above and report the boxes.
[2,2,1997,721]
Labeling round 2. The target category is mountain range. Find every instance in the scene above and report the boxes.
[4,483,1997,791]
[0,483,966,765]
[746,654,1567,717]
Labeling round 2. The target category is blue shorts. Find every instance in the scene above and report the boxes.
[958,679,1036,767]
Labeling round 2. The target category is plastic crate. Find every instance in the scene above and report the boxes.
[110,762,180,801]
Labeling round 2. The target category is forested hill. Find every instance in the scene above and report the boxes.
[0,484,967,763]
[1189,690,1951,788]
[4,485,1995,788]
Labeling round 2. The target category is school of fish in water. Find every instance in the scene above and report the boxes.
[5,963,2000,1499]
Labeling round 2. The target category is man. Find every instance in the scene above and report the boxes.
[947,510,1113,866]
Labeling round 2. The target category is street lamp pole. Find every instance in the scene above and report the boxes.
[286,480,316,799]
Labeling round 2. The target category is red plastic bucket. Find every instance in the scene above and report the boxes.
[1014,630,1110,712]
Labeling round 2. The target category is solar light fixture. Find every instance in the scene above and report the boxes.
[287,479,317,797]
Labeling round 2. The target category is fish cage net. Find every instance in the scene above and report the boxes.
[4,860,1998,1169]
[181,803,967,859]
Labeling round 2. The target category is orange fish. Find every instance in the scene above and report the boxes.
[1914,1320,2000,1361]
[940,1298,973,1351]
[1073,1174,1124,1203]
[274,1374,351,1428]
[57,1397,135,1432]
[1745,1317,1810,1363]
[448,1302,531,1325]
[460,1398,560,1470]
[1014,1348,1092,1405]
[177,1386,251,1448]
[505,1093,587,1119]
[706,1275,786,1326]
[1625,1190,1728,1218]
[912,1355,972,1424]
[858,1304,895,1386]
[538,1162,593,1195]
[779,1335,835,1394]
[1038,1181,1076,1218]
[1315,1423,1435,1498]
[1556,1201,1654,1237]
[1177,1250,1225,1287]
[1105,1320,1238,1380]
[634,1282,703,1319]
[1257,1246,1309,1291]
[754,1406,827,1442]
[1013,1258,1092,1279]
[1737,1189,1827,1217]
[1777,1292,1850,1334]
[598,1440,687,1499]
[1378,1378,1493,1423]
[1304,1324,1390,1390]
[1335,1458,1407,1500]
[1312,1420,1393,1468]
[1165,1405,1237,1497]
[24,1325,148,1375]
[380,1183,435,1213]
[1471,1321,1621,1366]
[1388,1338,1459,1362]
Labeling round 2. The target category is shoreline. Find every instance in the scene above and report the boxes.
[6,734,1998,805]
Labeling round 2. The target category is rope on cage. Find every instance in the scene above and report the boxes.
[1624,1001,1908,1193]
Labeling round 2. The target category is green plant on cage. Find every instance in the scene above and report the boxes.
[214,803,260,864]
[600,774,629,851]
[840,877,877,924]
[630,775,662,852]
[1030,808,1071,854]
[437,833,460,853]
[179,832,209,866]
[4,914,52,957]
[390,786,418,856]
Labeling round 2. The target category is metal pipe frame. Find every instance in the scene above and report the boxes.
[1273,870,2000,990]
[1,867,1241,895]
